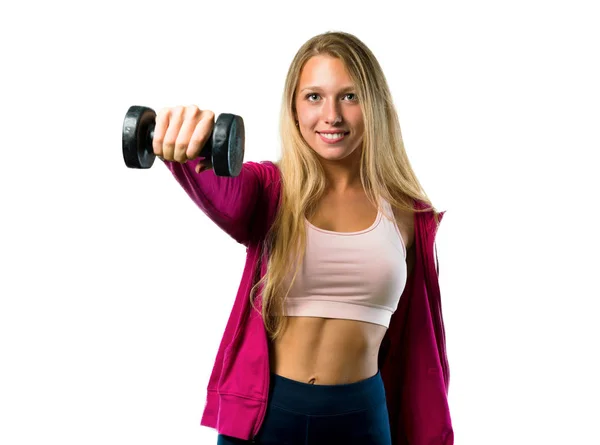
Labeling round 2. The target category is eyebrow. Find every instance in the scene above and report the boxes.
[299,85,356,93]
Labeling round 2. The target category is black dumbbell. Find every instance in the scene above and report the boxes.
[122,105,245,176]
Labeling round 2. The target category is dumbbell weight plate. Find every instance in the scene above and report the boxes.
[122,106,157,169]
[212,113,245,177]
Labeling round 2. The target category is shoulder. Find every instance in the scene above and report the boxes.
[243,160,279,174]
[391,203,415,251]
[239,160,281,189]
[390,198,441,251]
[413,199,444,231]
[253,160,281,181]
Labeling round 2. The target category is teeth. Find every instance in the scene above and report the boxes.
[321,133,345,139]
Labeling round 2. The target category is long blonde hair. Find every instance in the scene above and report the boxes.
[250,31,439,340]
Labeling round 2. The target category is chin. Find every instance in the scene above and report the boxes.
[313,145,359,161]
[320,152,351,161]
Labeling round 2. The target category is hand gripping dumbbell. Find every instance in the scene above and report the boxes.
[122,105,245,176]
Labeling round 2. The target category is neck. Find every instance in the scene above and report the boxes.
[319,149,363,194]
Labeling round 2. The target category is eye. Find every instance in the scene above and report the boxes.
[304,92,357,102]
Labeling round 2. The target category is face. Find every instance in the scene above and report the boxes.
[294,55,364,162]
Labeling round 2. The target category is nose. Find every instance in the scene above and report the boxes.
[323,100,342,125]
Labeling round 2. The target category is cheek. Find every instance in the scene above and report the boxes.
[348,109,364,127]
[297,105,319,126]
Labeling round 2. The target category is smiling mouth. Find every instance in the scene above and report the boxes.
[318,131,349,138]
[317,132,349,143]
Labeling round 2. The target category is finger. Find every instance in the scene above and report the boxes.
[176,105,202,162]
[187,110,215,160]
[163,106,185,162]
[195,156,214,173]
[195,161,205,174]
[152,107,170,158]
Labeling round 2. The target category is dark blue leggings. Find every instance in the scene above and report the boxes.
[217,370,392,445]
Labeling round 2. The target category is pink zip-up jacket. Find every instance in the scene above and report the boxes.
[163,158,453,444]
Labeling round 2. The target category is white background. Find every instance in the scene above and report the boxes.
[1,0,599,443]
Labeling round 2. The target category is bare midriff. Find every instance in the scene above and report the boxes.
[269,316,387,385]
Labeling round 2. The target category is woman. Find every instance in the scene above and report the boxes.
[156,31,452,445]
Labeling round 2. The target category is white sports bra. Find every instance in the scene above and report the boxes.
[281,199,407,328]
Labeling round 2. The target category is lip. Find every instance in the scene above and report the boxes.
[318,130,349,134]
[318,131,348,144]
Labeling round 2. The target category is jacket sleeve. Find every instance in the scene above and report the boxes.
[382,205,453,445]
[161,158,270,246]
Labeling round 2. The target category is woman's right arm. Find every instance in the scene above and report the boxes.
[154,105,270,246]
[162,158,269,246]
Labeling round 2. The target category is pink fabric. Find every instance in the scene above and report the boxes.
[282,199,407,328]
[163,158,453,444]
